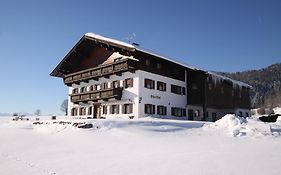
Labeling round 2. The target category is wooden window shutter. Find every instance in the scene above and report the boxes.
[144,79,148,88]
[183,109,186,117]
[88,107,92,115]
[129,104,133,113]
[116,105,119,114]
[129,78,133,87]
[122,105,125,114]
[144,104,148,114]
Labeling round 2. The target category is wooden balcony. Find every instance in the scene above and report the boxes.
[70,87,123,104]
[64,58,137,85]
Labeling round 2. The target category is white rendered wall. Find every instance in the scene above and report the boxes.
[68,70,187,119]
[137,70,187,118]
[68,71,139,119]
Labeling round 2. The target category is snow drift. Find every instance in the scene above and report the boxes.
[204,114,281,137]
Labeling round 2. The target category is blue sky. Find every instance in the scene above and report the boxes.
[0,0,280,115]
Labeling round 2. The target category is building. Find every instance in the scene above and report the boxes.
[50,33,252,121]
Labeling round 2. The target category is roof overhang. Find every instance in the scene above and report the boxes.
[50,33,136,78]
[50,32,252,89]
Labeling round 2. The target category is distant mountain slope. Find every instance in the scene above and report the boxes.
[0,113,11,116]
[219,63,281,108]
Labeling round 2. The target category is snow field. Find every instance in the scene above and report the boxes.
[0,114,281,175]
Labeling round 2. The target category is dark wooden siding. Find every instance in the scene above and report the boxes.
[186,69,206,105]
[133,51,186,82]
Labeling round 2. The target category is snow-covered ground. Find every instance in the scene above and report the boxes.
[0,115,281,175]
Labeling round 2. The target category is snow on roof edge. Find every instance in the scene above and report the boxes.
[208,71,252,88]
[85,33,135,51]
[136,47,202,71]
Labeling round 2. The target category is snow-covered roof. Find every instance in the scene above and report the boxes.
[208,72,252,88]
[85,33,252,88]
[135,47,252,88]
[135,47,202,71]
[85,33,136,51]
[52,32,252,88]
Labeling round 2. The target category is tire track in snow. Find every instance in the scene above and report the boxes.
[0,152,57,175]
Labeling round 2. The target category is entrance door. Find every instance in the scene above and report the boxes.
[93,104,101,118]
[188,110,194,120]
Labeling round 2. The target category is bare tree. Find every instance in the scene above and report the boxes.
[34,109,41,116]
[61,99,68,115]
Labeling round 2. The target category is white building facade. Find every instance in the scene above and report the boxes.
[51,33,252,121]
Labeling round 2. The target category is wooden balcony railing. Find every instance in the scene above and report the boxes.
[70,87,123,104]
[64,58,137,85]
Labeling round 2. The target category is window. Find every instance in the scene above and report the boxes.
[89,86,94,91]
[124,78,133,88]
[79,107,86,115]
[72,88,78,94]
[123,104,133,114]
[212,112,217,122]
[208,84,212,91]
[194,110,200,117]
[145,59,150,66]
[144,79,155,89]
[71,108,78,116]
[157,63,162,69]
[101,82,108,89]
[157,105,167,115]
[94,84,98,91]
[246,112,249,117]
[191,83,198,90]
[111,105,119,114]
[171,107,186,117]
[221,87,224,94]
[145,104,155,114]
[80,87,86,93]
[88,106,92,115]
[102,106,107,115]
[171,85,185,95]
[157,81,166,91]
[112,80,120,88]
